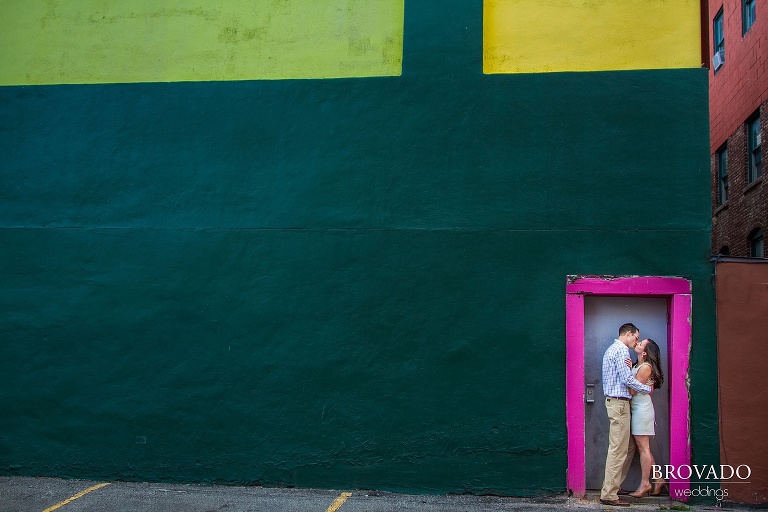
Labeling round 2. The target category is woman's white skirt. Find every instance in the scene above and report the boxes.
[630,393,655,436]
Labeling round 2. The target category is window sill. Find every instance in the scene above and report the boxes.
[714,203,728,216]
[745,176,764,194]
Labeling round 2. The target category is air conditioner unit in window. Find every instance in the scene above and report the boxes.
[713,50,725,71]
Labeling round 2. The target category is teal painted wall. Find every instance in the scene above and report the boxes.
[0,2,717,495]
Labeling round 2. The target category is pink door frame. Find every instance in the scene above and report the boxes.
[565,276,691,498]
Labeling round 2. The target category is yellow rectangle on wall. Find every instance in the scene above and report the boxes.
[484,0,702,74]
[0,0,404,85]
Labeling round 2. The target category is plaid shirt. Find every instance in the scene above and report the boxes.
[602,339,652,398]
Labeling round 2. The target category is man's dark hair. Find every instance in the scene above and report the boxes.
[618,323,638,336]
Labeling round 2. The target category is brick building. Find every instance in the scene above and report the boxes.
[710,0,767,257]
[708,2,768,505]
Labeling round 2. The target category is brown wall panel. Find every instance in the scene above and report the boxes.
[716,261,768,504]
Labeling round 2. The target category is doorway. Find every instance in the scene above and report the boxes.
[565,276,691,498]
[584,296,669,490]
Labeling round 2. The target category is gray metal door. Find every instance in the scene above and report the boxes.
[584,296,670,490]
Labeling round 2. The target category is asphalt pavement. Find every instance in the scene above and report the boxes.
[0,476,758,512]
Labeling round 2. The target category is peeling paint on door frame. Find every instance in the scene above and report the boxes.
[565,275,692,499]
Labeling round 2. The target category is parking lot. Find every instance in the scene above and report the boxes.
[0,476,754,512]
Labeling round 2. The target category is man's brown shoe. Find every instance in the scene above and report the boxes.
[600,498,631,506]
[617,489,632,495]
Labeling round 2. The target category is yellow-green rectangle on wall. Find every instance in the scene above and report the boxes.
[0,0,404,85]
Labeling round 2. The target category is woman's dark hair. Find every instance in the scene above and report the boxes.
[643,339,664,389]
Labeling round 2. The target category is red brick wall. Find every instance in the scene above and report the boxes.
[709,0,767,257]
[709,0,768,151]
[711,102,767,256]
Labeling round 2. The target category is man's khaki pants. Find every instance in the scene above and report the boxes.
[600,397,637,501]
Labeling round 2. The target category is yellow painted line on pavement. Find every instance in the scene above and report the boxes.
[325,491,352,512]
[42,482,111,512]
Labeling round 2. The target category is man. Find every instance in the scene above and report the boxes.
[600,323,652,507]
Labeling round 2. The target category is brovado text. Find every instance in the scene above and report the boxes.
[652,464,751,481]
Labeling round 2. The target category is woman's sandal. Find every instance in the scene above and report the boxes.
[651,480,669,496]
[628,484,653,498]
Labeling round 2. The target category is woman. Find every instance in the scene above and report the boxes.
[628,338,667,497]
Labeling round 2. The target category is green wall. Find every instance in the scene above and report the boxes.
[0,2,717,495]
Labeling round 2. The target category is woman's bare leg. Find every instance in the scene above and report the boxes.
[631,435,654,495]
